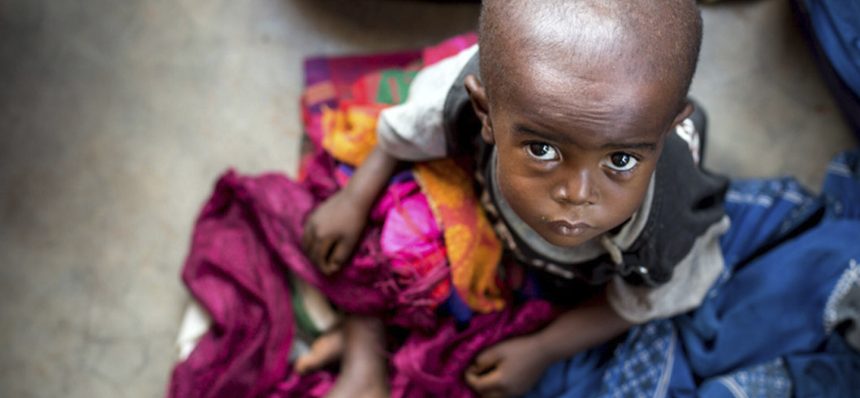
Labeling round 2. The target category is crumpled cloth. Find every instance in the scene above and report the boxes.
[168,33,552,398]
[167,148,556,398]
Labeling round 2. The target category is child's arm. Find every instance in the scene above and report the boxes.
[302,146,399,274]
[466,291,632,398]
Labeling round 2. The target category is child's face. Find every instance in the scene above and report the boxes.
[467,53,691,248]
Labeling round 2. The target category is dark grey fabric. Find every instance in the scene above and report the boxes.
[442,52,483,156]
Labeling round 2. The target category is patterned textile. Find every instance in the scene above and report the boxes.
[599,321,677,398]
[700,359,792,398]
[414,160,505,312]
[320,102,386,167]
[307,32,504,313]
[169,34,558,398]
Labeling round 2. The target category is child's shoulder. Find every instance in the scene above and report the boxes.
[376,45,479,162]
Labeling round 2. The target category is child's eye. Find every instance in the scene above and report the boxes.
[525,143,559,161]
[602,152,639,172]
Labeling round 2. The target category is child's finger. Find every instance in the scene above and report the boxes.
[464,368,481,389]
[293,354,312,375]
[301,222,315,254]
[479,390,506,398]
[470,348,502,375]
[312,236,336,271]
[465,368,502,395]
[327,235,356,270]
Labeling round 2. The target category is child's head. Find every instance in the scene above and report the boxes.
[465,0,702,248]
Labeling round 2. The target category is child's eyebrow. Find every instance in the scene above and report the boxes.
[599,142,658,152]
[513,124,658,152]
[514,125,571,144]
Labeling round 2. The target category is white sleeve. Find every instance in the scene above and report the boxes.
[607,217,730,324]
[376,44,479,161]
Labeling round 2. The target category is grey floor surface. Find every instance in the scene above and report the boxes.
[0,0,855,397]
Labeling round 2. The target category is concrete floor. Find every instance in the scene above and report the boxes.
[0,0,855,397]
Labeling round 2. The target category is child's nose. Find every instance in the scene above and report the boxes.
[551,170,597,206]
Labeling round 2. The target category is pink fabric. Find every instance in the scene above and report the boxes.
[421,32,478,66]
[168,150,558,397]
[379,182,452,322]
[391,300,556,398]
[169,171,309,398]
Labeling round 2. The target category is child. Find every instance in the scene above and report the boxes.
[300,0,729,397]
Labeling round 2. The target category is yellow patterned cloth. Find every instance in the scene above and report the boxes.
[321,103,386,167]
[414,160,505,312]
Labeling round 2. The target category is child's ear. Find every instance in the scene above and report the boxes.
[670,100,695,131]
[464,74,494,145]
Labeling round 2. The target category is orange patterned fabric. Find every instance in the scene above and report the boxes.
[316,31,503,313]
[321,102,388,167]
[413,161,505,312]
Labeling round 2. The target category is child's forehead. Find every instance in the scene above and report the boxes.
[488,1,634,53]
[491,43,671,111]
[483,25,686,134]
[492,10,648,82]
[488,54,678,144]
[479,0,701,116]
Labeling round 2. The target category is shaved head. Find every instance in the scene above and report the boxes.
[462,1,705,252]
[478,0,703,113]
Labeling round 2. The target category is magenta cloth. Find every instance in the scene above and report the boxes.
[167,150,558,397]
[390,300,556,398]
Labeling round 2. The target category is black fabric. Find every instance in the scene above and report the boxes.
[442,52,729,303]
[622,133,729,286]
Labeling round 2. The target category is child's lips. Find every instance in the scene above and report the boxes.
[547,219,592,237]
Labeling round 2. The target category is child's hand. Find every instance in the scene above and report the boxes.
[302,189,368,274]
[465,336,550,398]
[303,146,399,274]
